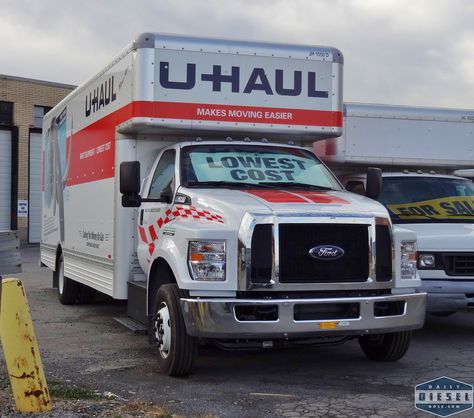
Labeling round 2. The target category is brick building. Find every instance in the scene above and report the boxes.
[0,74,75,243]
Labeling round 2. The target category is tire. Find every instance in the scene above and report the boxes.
[79,285,96,304]
[151,284,198,376]
[55,253,80,305]
[430,311,456,317]
[358,331,412,361]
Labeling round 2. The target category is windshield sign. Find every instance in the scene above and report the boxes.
[181,145,341,190]
[380,177,474,223]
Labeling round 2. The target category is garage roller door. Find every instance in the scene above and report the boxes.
[0,129,12,230]
[29,132,42,243]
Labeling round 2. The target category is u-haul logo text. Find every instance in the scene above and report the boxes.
[85,76,117,117]
[159,62,329,98]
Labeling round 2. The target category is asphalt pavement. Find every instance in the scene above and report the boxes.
[1,246,473,417]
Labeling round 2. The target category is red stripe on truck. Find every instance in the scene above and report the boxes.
[296,192,349,204]
[244,190,349,204]
[148,225,157,241]
[138,225,148,243]
[244,190,307,203]
[65,101,342,186]
[132,101,343,127]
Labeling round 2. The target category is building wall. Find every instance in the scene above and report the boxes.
[0,75,75,243]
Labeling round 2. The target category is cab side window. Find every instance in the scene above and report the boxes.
[346,180,365,196]
[148,150,176,199]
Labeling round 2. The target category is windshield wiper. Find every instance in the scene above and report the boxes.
[185,181,336,191]
[388,212,452,223]
[257,182,335,191]
[186,181,270,189]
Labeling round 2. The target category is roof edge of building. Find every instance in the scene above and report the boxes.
[0,73,76,90]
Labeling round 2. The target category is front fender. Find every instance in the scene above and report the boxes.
[150,219,239,292]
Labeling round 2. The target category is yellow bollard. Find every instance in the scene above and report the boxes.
[0,278,52,412]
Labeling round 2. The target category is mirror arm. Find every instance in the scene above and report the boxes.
[140,197,168,203]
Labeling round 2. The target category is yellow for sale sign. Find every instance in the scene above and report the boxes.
[387,196,474,220]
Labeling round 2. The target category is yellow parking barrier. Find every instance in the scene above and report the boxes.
[0,278,52,412]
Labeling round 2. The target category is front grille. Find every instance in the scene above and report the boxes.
[278,224,369,283]
[443,254,474,276]
[294,302,360,320]
[375,225,392,281]
[250,224,273,283]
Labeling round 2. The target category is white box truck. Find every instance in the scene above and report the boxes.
[41,34,425,376]
[317,102,474,316]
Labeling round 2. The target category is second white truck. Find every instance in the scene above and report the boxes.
[41,34,425,376]
[318,102,474,316]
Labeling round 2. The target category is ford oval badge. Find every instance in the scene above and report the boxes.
[309,245,345,260]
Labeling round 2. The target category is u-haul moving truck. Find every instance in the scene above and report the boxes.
[317,102,474,316]
[41,34,425,376]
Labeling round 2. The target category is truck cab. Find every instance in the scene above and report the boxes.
[121,139,425,375]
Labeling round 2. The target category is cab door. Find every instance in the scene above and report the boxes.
[137,149,176,271]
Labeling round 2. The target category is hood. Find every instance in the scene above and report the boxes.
[401,223,474,251]
[178,187,388,229]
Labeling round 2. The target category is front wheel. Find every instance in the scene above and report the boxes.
[152,284,198,376]
[358,331,412,361]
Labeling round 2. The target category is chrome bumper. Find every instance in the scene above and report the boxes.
[422,280,474,313]
[180,292,426,339]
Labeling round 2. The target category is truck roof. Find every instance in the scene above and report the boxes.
[381,172,470,180]
[345,172,471,181]
[144,33,344,63]
[173,138,310,149]
[344,102,474,122]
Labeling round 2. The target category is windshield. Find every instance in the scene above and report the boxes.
[379,177,474,224]
[180,144,342,191]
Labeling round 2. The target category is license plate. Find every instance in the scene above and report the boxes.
[319,321,337,330]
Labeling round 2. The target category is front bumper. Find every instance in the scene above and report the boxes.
[180,292,426,339]
[422,280,474,313]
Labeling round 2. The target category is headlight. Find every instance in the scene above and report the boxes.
[188,240,226,281]
[418,253,436,269]
[401,240,417,280]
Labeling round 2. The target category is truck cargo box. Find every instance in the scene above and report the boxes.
[51,33,344,144]
[316,103,474,168]
[41,33,345,299]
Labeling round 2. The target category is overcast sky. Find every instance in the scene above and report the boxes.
[2,0,473,109]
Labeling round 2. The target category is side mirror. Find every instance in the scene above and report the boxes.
[366,167,382,200]
[120,161,141,207]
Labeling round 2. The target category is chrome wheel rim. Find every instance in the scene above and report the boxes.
[156,302,171,359]
[58,259,64,295]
